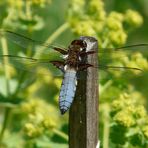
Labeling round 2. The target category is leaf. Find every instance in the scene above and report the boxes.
[130,134,145,146]
[110,124,127,145]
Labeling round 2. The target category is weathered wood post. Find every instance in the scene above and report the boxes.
[69,36,99,148]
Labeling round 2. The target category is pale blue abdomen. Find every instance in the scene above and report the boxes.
[59,69,77,114]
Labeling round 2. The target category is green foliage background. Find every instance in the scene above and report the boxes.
[0,0,148,148]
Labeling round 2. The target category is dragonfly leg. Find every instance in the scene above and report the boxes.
[79,50,96,57]
[50,61,65,72]
[78,63,93,71]
[53,47,68,55]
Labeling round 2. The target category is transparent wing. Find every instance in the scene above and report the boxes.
[0,30,65,77]
[0,30,67,56]
[82,43,148,82]
[0,30,147,79]
[99,43,148,53]
[0,54,63,77]
[97,44,148,72]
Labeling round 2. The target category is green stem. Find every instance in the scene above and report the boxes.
[1,37,10,95]
[53,129,68,141]
[25,0,32,20]
[0,37,11,144]
[45,22,69,44]
[102,104,110,148]
[100,80,112,95]
[0,108,11,143]
[34,22,69,57]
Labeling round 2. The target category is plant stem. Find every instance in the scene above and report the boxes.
[34,22,69,57]
[103,104,110,148]
[0,37,11,144]
[45,22,69,44]
[53,129,68,141]
[100,80,112,95]
[0,108,11,143]
[25,0,32,20]
[1,37,10,95]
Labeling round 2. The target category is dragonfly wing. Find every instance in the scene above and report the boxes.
[0,55,63,77]
[0,30,67,55]
[80,44,148,82]
[0,31,64,76]
[99,43,148,54]
[97,43,148,72]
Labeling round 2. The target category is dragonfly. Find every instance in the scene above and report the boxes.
[0,30,148,114]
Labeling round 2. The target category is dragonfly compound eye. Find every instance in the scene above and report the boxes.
[71,40,86,47]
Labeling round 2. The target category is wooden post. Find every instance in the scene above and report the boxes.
[69,36,99,148]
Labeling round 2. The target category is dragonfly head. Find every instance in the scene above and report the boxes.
[70,39,87,52]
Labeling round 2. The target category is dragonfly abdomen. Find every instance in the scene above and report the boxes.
[59,68,77,115]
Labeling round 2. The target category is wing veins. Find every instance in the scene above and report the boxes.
[97,64,143,71]
[0,30,67,52]
[99,43,148,53]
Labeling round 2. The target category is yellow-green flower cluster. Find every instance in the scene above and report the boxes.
[111,100,123,111]
[111,93,131,112]
[142,126,148,139]
[70,0,85,12]
[123,52,148,73]
[104,12,127,46]
[125,9,143,27]
[67,0,143,47]
[67,0,85,24]
[42,117,56,129]
[67,0,106,37]
[24,123,43,138]
[108,30,127,46]
[135,106,147,118]
[21,99,59,138]
[71,20,96,36]
[7,0,52,9]
[111,93,148,127]
[3,0,51,31]
[88,0,106,21]
[114,111,135,127]
[107,12,123,30]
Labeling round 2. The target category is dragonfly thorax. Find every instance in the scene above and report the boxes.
[66,48,82,69]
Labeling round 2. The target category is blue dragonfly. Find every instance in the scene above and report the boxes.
[0,30,148,114]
